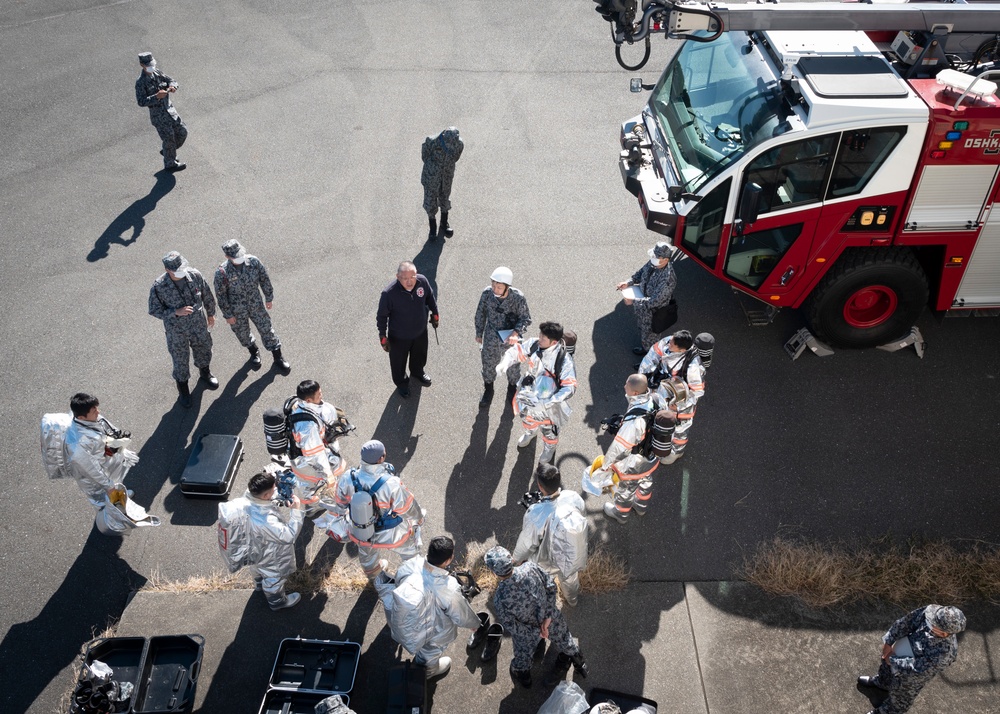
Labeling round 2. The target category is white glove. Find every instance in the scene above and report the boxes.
[121,449,140,467]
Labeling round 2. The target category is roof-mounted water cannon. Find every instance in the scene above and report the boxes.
[594,0,724,70]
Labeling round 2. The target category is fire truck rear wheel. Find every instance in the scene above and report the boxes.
[805,248,929,348]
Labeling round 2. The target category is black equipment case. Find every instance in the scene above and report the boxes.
[258,637,361,713]
[179,434,243,498]
[385,661,427,714]
[589,687,658,712]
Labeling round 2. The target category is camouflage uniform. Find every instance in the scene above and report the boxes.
[492,561,580,673]
[214,252,280,352]
[627,259,677,350]
[421,127,463,216]
[867,605,962,714]
[148,262,216,382]
[475,286,531,384]
[135,55,187,170]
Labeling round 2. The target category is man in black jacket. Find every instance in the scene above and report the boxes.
[377,261,440,398]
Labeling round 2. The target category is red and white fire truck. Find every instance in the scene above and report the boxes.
[598,1,1000,346]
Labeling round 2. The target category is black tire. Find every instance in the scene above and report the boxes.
[804,248,929,348]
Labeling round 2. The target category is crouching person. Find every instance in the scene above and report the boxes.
[385,536,483,681]
[485,546,589,689]
[245,471,305,611]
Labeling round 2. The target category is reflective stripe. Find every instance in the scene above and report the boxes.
[300,443,325,456]
[540,434,558,445]
[291,466,326,484]
[614,434,637,449]
[351,527,414,549]
[613,462,658,481]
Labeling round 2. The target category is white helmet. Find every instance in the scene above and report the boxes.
[490,266,513,285]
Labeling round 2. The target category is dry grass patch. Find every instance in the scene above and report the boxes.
[742,537,1000,608]
[459,543,631,597]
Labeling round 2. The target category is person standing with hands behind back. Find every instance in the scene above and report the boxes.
[377,261,439,399]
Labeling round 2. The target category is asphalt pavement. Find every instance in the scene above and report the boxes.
[1,1,999,713]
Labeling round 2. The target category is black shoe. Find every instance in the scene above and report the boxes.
[417,373,432,387]
[542,653,572,687]
[467,613,490,650]
[479,382,494,408]
[481,623,504,661]
[571,651,589,679]
[176,380,192,408]
[397,384,410,398]
[165,162,186,173]
[441,211,454,238]
[199,367,219,389]
[632,346,646,355]
[428,216,438,241]
[509,666,532,689]
[248,346,262,369]
[271,347,291,375]
[857,676,888,691]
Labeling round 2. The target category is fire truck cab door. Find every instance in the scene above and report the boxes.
[721,134,838,295]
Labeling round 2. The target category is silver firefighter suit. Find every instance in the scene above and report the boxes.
[421,127,464,216]
[496,338,577,462]
[512,489,589,606]
[626,260,677,350]
[594,390,660,518]
[289,400,347,508]
[64,416,136,533]
[148,268,217,382]
[244,489,304,609]
[135,66,187,169]
[329,461,424,578]
[387,555,481,668]
[493,561,581,674]
[868,605,962,714]
[475,286,531,385]
[638,340,705,458]
[214,254,281,352]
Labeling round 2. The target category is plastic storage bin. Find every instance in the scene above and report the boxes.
[267,638,360,695]
[132,634,205,713]
[82,637,148,712]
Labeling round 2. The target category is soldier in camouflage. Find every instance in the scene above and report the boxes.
[421,127,463,240]
[858,604,965,714]
[485,546,588,690]
[214,240,290,375]
[474,266,531,408]
[616,241,678,353]
[148,251,218,407]
[135,53,188,172]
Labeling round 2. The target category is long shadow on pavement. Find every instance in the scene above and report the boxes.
[0,528,146,712]
[412,231,444,298]
[162,364,277,526]
[87,171,177,263]
[370,389,421,474]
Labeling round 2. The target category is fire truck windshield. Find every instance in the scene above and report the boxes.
[649,32,784,194]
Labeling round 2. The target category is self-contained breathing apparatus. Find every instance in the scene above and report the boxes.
[262,397,355,462]
[347,468,403,543]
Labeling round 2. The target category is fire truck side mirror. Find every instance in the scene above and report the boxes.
[735,182,763,235]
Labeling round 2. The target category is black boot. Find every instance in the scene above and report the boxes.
[479,382,494,409]
[248,344,262,369]
[441,211,454,237]
[571,650,589,678]
[271,347,291,375]
[176,380,192,408]
[509,666,532,689]
[199,366,219,389]
[428,215,438,241]
[542,653,572,687]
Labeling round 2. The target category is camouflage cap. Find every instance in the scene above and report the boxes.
[484,546,513,577]
[162,251,187,271]
[927,605,966,634]
[222,239,246,259]
[138,52,155,66]
[648,241,673,260]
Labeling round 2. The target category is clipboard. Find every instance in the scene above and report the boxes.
[497,329,514,343]
[621,286,645,301]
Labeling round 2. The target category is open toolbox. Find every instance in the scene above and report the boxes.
[80,634,204,713]
[259,638,361,713]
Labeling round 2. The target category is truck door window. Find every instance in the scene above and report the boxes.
[681,178,732,269]
[742,135,837,215]
[827,127,907,198]
[724,223,803,288]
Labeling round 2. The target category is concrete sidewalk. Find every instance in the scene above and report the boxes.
[98,582,999,713]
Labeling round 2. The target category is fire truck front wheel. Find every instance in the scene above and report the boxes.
[805,248,929,348]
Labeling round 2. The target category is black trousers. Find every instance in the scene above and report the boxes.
[388,330,428,386]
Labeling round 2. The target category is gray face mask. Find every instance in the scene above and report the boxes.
[171,268,189,279]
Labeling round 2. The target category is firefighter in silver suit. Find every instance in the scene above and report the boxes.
[637,330,706,463]
[245,471,305,610]
[288,380,347,510]
[594,374,661,524]
[495,322,577,464]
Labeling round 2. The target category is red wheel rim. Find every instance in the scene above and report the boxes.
[843,285,898,328]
